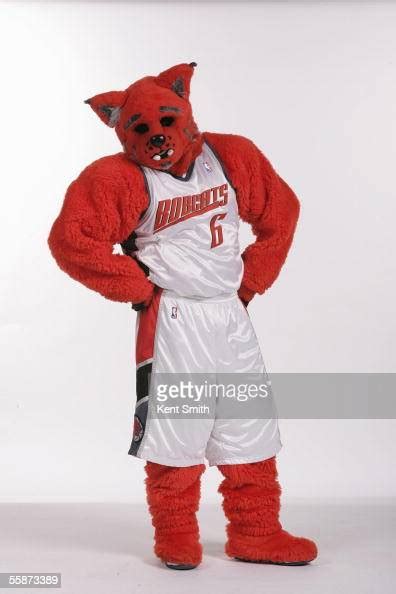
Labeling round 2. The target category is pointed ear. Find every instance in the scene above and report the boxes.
[156,62,197,100]
[84,90,128,127]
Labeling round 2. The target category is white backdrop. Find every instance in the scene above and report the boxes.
[0,1,395,503]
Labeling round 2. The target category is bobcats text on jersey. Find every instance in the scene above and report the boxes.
[133,142,243,298]
[154,183,228,231]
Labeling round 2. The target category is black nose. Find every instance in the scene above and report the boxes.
[150,134,165,148]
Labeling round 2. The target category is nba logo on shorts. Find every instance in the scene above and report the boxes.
[171,306,178,319]
[203,161,212,173]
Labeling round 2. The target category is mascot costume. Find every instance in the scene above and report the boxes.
[48,62,318,570]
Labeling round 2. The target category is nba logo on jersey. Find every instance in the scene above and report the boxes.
[171,306,178,319]
[203,161,212,173]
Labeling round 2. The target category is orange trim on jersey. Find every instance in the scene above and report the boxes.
[135,287,163,366]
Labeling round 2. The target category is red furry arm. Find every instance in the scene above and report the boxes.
[204,132,300,303]
[48,155,154,304]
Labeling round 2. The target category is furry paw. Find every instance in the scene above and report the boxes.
[155,532,202,566]
[226,529,318,565]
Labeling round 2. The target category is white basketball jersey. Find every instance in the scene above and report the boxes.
[134,142,243,298]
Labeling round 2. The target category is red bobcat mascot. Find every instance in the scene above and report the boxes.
[49,63,317,569]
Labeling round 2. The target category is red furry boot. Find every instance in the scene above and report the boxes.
[218,457,317,565]
[145,462,205,569]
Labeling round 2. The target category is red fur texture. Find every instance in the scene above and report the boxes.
[48,64,312,566]
[218,458,317,563]
[145,458,317,565]
[49,64,299,306]
[85,63,203,176]
[203,133,300,303]
[145,462,205,565]
[48,155,155,303]
[48,135,299,305]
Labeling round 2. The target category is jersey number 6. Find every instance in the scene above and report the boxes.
[210,213,227,249]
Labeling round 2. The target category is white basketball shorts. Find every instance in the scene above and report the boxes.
[128,289,282,467]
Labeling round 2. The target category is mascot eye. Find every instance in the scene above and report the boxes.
[160,116,175,127]
[134,123,149,134]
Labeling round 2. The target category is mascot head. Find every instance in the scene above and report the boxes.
[85,62,202,175]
